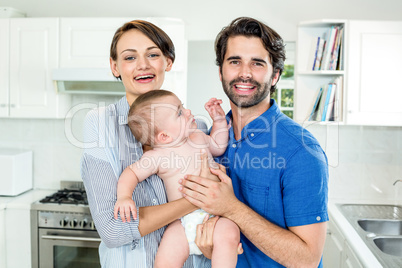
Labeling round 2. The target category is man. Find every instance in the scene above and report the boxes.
[180,17,329,267]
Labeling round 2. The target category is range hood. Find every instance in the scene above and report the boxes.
[52,68,125,95]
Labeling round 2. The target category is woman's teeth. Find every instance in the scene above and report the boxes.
[135,75,155,80]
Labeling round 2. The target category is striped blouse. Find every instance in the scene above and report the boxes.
[81,96,211,268]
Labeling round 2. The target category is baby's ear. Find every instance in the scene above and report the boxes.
[156,131,173,144]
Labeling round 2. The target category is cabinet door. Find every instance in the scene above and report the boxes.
[9,18,69,118]
[60,18,131,68]
[346,20,402,126]
[342,241,363,268]
[0,19,9,117]
[323,221,343,268]
[0,208,6,268]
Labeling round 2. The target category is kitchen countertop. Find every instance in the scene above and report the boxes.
[0,189,56,210]
[328,199,397,268]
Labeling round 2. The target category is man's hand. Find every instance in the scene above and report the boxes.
[179,154,239,217]
[195,215,243,259]
[195,215,219,259]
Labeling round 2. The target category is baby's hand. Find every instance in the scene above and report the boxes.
[204,98,225,122]
[114,197,137,222]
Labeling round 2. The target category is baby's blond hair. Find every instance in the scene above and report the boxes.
[128,89,176,146]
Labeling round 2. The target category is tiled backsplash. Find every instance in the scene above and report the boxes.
[306,124,402,204]
[1,100,401,203]
[0,95,120,190]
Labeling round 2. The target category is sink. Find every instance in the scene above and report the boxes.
[337,204,402,267]
[358,219,402,235]
[373,237,402,257]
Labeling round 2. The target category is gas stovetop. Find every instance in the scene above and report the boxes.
[31,181,90,213]
[39,188,88,205]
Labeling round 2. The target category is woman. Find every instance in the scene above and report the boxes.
[80,20,212,268]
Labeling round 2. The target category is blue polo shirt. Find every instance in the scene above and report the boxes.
[217,99,328,268]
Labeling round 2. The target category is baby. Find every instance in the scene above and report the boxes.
[114,89,240,268]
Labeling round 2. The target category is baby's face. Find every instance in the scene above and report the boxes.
[154,95,197,144]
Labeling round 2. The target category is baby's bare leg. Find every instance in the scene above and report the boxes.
[212,217,240,268]
[155,219,189,268]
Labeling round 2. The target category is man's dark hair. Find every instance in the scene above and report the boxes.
[215,17,286,93]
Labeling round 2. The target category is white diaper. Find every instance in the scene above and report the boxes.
[180,209,212,255]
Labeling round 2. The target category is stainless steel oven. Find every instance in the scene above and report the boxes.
[31,181,101,268]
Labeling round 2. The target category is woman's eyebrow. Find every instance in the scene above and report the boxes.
[120,46,159,55]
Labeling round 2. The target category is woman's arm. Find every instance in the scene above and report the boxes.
[138,198,197,236]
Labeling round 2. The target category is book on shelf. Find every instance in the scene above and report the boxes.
[333,76,343,121]
[322,83,337,121]
[321,26,338,70]
[312,37,320,70]
[311,25,344,71]
[329,27,343,70]
[308,76,343,122]
[314,84,328,121]
[308,86,323,121]
[313,37,325,71]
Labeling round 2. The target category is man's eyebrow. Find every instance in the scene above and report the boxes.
[226,56,267,64]
[252,58,267,64]
[226,56,241,61]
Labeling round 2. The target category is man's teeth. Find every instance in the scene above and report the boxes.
[235,85,254,91]
[135,75,155,80]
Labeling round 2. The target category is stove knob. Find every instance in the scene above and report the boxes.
[60,217,69,227]
[80,219,88,228]
[70,219,78,228]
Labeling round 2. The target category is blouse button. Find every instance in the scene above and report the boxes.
[232,144,237,148]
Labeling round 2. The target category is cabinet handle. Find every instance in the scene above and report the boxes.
[0,104,6,108]
[10,104,16,108]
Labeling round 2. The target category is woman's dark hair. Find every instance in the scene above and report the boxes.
[215,17,286,93]
[110,20,175,79]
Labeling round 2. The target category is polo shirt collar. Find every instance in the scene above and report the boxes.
[226,99,281,141]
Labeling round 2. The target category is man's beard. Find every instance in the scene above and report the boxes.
[222,77,271,108]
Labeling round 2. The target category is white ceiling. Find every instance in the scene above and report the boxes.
[2,0,402,41]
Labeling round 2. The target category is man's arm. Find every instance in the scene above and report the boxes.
[179,168,326,268]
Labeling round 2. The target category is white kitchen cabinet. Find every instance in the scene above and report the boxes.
[323,219,343,267]
[295,19,402,126]
[0,19,10,117]
[58,17,188,103]
[60,17,131,69]
[0,18,71,118]
[5,206,32,268]
[342,241,364,268]
[346,20,402,126]
[323,219,364,268]
[0,206,6,268]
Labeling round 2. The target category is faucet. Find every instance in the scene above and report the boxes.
[393,179,402,186]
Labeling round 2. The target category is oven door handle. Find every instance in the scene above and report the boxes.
[41,235,102,243]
